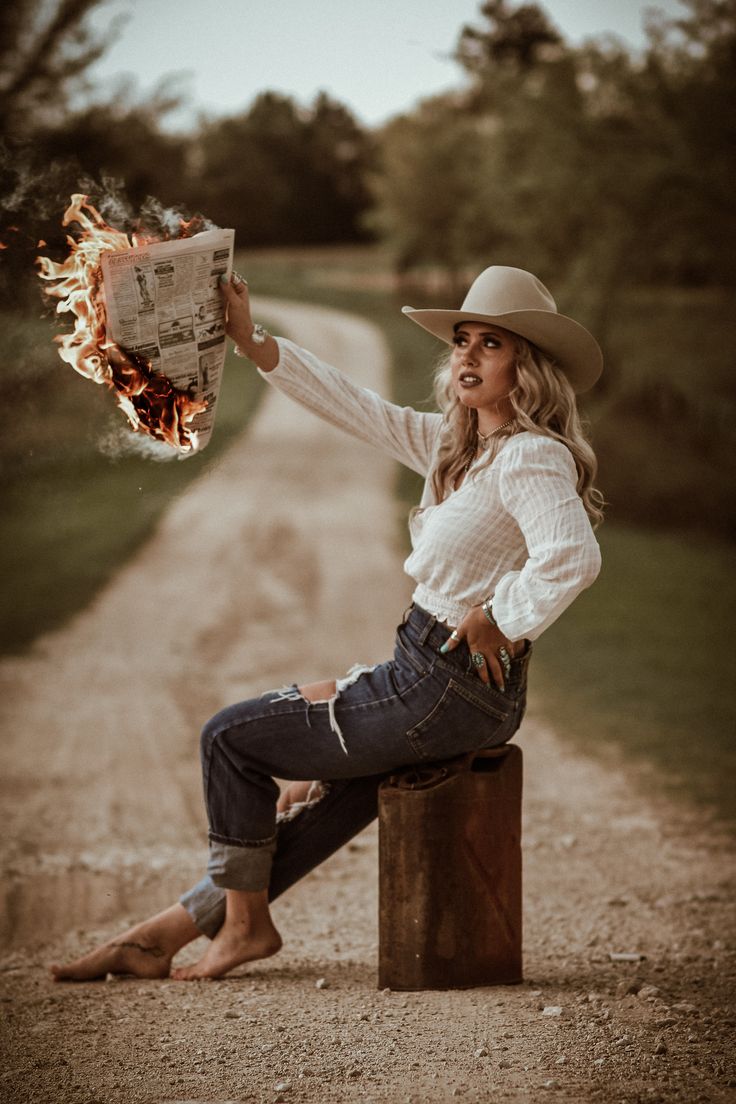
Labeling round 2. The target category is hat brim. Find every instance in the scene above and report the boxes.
[401,306,603,393]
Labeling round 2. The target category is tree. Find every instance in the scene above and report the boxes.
[0,0,110,138]
[189,91,373,246]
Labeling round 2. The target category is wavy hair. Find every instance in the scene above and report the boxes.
[430,335,605,527]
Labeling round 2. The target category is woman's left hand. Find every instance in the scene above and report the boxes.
[440,605,514,690]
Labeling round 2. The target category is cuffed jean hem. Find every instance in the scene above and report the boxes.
[206,836,277,892]
[179,877,226,939]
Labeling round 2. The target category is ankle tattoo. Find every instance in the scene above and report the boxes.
[111,940,166,959]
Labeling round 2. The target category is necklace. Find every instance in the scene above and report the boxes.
[477,417,515,448]
[462,418,516,476]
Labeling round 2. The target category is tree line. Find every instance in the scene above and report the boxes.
[1,0,734,307]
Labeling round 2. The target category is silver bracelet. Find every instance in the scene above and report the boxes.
[481,597,498,627]
[234,323,270,357]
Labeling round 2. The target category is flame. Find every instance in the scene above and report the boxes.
[37,194,206,453]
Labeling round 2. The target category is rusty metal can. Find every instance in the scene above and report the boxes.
[378,744,523,990]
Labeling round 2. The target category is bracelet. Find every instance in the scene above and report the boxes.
[234,323,270,357]
[481,597,498,627]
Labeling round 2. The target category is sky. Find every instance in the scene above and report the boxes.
[86,0,687,129]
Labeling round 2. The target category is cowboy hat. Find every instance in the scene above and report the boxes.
[401,265,603,392]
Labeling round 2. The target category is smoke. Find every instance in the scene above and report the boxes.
[97,425,191,463]
[73,174,218,240]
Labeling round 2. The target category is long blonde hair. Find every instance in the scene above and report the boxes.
[431,335,605,526]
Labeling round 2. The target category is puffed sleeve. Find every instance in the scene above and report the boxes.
[258,338,443,477]
[491,435,601,641]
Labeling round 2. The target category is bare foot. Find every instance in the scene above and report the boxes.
[171,920,282,980]
[50,904,200,982]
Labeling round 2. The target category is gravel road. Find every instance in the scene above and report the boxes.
[1,301,734,1104]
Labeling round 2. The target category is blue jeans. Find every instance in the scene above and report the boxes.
[180,604,531,935]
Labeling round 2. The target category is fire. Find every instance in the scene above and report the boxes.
[37,194,207,453]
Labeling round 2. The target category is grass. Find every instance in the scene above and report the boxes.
[2,308,267,653]
[531,524,736,822]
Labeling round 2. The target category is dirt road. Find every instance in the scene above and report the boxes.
[1,302,734,1103]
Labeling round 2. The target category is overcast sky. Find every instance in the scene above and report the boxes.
[87,0,687,129]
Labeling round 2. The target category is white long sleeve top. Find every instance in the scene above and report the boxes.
[260,338,601,642]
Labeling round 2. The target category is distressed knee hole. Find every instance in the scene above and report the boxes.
[297,679,337,704]
[276,779,331,824]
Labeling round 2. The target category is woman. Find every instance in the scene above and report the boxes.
[53,265,603,982]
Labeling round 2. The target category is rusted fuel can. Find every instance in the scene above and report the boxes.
[378,744,523,990]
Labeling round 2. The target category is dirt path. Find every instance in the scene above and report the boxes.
[1,301,734,1104]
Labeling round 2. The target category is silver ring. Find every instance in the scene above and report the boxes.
[498,646,512,672]
[471,652,486,668]
[233,271,247,284]
[450,630,459,640]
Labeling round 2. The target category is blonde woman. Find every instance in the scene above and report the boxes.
[53,266,603,982]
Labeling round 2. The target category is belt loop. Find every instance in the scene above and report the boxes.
[417,613,437,645]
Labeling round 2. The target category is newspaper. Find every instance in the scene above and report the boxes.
[100,228,235,452]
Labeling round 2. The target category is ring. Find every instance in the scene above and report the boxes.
[233,271,247,284]
[450,630,459,640]
[471,652,486,668]
[498,645,512,672]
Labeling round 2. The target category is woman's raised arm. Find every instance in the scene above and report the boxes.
[219,272,279,372]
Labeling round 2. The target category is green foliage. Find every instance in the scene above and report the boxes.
[375,0,736,312]
[188,91,374,247]
[531,523,736,825]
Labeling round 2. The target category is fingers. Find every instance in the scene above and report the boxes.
[218,272,249,300]
[472,650,491,686]
[439,629,461,654]
[486,652,505,692]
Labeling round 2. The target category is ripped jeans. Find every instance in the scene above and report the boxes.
[180,604,531,936]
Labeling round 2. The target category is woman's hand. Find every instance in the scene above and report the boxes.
[219,272,254,345]
[218,272,278,371]
[440,605,514,690]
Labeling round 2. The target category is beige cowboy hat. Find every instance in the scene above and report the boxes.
[401,265,603,392]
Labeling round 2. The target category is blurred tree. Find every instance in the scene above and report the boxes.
[189,91,373,246]
[374,0,736,352]
[456,0,563,76]
[0,0,110,137]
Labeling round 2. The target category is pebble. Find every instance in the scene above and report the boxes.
[555,1056,567,1065]
[274,1080,291,1093]
[315,978,329,990]
[609,952,645,962]
[474,1047,488,1058]
[638,985,661,1001]
[593,1058,605,1067]
[543,1080,560,1089]
[672,1001,698,1014]
[654,1040,668,1055]
[499,1059,513,1069]
[542,1006,563,1017]
[224,1011,241,1019]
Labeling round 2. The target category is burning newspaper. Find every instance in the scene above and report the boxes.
[38,195,234,455]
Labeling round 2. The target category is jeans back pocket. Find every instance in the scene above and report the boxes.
[406,677,512,762]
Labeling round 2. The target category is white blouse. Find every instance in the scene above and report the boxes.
[260,339,601,642]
